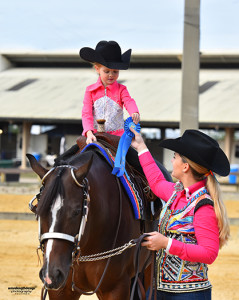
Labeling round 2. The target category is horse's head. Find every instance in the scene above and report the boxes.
[27,152,93,290]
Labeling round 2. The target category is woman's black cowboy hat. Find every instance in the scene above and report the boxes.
[79,40,131,70]
[159,129,230,176]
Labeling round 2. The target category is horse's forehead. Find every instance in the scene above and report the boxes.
[41,166,84,208]
[51,194,63,211]
[47,168,71,185]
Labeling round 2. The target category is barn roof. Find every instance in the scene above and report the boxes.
[0,52,239,129]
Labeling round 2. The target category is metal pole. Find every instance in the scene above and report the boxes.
[20,121,31,169]
[225,128,234,162]
[180,0,200,134]
[0,129,2,159]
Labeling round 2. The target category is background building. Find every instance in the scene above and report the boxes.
[0,51,239,171]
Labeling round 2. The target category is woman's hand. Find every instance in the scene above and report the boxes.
[131,113,140,124]
[130,127,147,153]
[141,232,169,251]
[86,130,97,144]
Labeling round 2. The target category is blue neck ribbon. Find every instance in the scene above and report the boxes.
[112,117,141,177]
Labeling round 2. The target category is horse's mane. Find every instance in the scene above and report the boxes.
[37,164,66,217]
[67,150,95,166]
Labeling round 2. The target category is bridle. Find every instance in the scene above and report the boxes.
[29,165,90,251]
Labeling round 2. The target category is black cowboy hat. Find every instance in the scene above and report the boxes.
[159,129,230,176]
[79,40,131,70]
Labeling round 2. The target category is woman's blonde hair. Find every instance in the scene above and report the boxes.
[181,155,230,248]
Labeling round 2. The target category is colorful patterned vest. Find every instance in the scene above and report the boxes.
[157,183,213,293]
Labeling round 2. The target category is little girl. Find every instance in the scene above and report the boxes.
[79,40,140,144]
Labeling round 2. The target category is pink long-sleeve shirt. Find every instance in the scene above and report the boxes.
[139,150,220,264]
[82,77,139,136]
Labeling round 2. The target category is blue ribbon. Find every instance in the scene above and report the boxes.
[112,117,141,177]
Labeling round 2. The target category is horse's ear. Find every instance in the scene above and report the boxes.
[26,153,48,179]
[74,152,93,183]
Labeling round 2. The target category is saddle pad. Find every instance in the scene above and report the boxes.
[81,143,143,219]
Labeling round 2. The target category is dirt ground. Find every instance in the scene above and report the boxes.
[0,188,239,300]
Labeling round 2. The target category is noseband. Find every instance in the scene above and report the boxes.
[29,165,90,249]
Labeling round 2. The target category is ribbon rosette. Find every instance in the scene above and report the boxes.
[112,117,141,177]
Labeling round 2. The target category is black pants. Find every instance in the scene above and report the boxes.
[146,288,211,300]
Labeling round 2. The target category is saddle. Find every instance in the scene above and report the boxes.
[77,132,120,151]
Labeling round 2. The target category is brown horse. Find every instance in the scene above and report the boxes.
[27,147,170,300]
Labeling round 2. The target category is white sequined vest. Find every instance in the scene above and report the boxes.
[93,96,124,133]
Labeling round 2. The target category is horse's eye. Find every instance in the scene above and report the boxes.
[72,209,81,217]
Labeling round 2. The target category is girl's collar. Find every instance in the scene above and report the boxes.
[98,76,119,90]
[88,77,119,91]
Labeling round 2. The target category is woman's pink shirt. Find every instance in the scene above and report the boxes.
[139,151,220,264]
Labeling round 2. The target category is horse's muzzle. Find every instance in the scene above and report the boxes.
[40,267,67,290]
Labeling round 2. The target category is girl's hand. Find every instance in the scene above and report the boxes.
[130,127,147,153]
[141,232,169,251]
[86,131,97,144]
[131,113,140,124]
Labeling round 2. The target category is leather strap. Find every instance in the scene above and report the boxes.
[41,286,47,300]
[130,234,156,300]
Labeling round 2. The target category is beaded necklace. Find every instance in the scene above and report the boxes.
[172,188,208,215]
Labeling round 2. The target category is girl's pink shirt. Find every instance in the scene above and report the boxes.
[82,77,139,136]
[139,151,220,264]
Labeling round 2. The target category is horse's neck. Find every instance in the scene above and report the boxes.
[80,155,123,247]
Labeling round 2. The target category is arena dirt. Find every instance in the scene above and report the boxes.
[0,192,238,300]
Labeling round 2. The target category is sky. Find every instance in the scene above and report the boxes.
[0,0,239,52]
